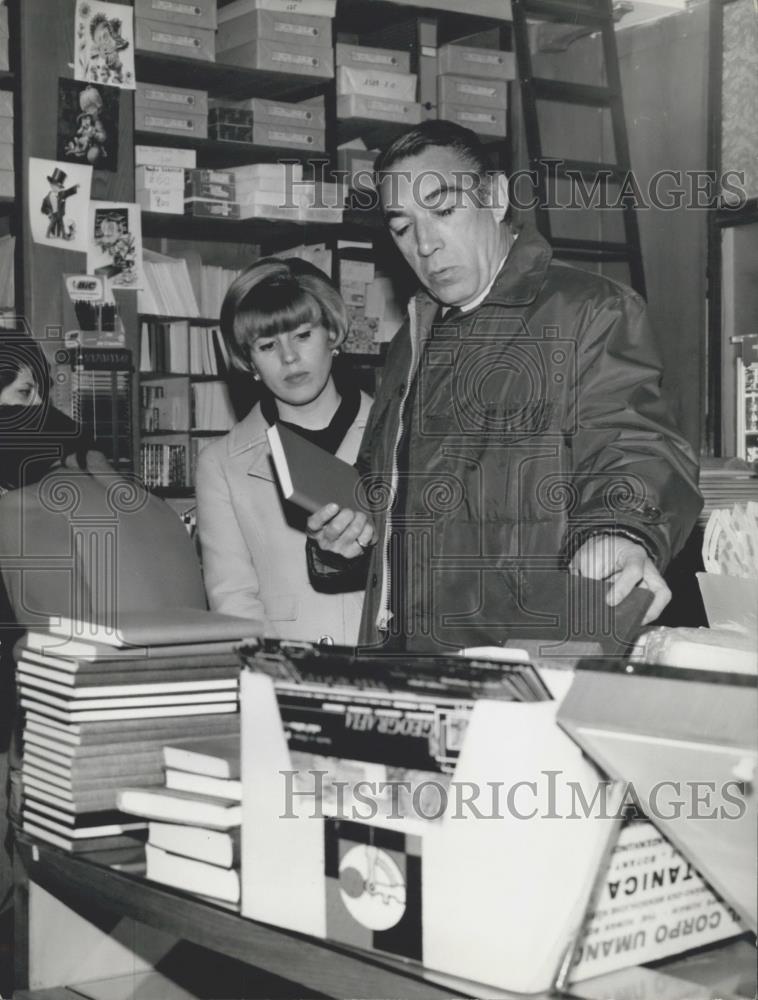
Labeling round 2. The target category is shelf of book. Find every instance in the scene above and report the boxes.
[134,50,332,103]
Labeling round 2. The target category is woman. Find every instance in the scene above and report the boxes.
[196,257,372,644]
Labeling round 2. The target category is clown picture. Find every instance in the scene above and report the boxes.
[75,1,135,90]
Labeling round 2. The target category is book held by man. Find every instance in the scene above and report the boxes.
[266,422,361,514]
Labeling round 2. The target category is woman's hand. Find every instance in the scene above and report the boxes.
[307,503,376,560]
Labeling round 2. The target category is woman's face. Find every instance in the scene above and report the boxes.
[250,322,336,407]
[0,365,41,407]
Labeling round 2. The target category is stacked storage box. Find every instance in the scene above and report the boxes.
[0,4,8,71]
[136,83,209,141]
[336,43,421,129]
[209,96,326,152]
[436,44,515,139]
[216,1,334,79]
[135,0,216,62]
[0,89,12,198]
[184,168,239,219]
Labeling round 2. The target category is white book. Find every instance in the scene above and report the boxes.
[21,699,238,724]
[145,844,240,903]
[149,821,240,868]
[20,687,237,712]
[118,786,241,830]
[17,663,238,698]
[165,768,242,801]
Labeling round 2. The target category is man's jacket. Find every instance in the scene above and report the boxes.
[348,227,702,651]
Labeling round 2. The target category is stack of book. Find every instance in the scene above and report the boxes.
[119,734,242,905]
[19,610,253,861]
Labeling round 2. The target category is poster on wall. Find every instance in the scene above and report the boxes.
[28,157,92,253]
[74,0,135,90]
[86,201,143,289]
[57,78,120,172]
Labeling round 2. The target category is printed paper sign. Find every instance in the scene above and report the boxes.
[75,0,135,90]
[28,158,92,253]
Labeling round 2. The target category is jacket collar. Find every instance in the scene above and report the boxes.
[411,224,553,322]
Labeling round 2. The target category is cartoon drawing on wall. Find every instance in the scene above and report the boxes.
[75,0,135,90]
[28,157,92,253]
[87,202,143,289]
[57,79,120,171]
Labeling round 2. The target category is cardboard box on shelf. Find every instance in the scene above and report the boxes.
[0,120,12,144]
[135,17,215,62]
[437,102,507,138]
[136,145,197,168]
[0,169,14,198]
[136,106,209,139]
[230,161,303,186]
[185,170,237,201]
[208,105,254,127]
[239,96,326,129]
[335,42,410,75]
[337,147,379,191]
[438,44,515,81]
[184,198,242,219]
[216,9,332,52]
[0,141,11,170]
[251,122,325,151]
[437,74,508,110]
[209,121,253,143]
[220,39,334,78]
[136,83,209,116]
[218,0,337,22]
[0,92,13,118]
[337,94,422,126]
[238,200,301,221]
[135,0,218,30]
[337,66,417,103]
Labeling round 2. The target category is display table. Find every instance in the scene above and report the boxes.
[13,834,756,1000]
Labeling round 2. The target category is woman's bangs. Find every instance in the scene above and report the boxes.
[236,281,323,343]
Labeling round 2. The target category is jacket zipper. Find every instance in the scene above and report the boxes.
[375,299,420,632]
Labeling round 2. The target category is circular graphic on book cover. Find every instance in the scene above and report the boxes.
[338,844,406,931]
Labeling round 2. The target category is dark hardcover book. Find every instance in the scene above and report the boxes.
[267,423,361,514]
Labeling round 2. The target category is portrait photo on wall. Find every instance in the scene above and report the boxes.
[74,0,135,90]
[86,201,143,289]
[28,157,92,253]
[57,78,120,172]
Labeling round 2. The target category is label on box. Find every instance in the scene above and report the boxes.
[438,75,507,108]
[338,95,422,124]
[153,1,204,15]
[154,29,201,49]
[274,18,320,38]
[141,87,202,109]
[338,66,417,102]
[136,145,197,168]
[336,44,408,70]
[218,0,337,22]
[144,114,198,132]
[137,188,185,214]
[136,165,185,190]
[272,49,319,67]
[252,123,324,149]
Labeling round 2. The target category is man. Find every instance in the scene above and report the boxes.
[308,121,701,651]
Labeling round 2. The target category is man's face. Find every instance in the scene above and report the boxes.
[378,146,508,308]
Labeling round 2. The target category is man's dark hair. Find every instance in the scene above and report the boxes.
[374,119,490,177]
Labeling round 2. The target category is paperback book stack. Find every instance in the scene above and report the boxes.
[118,733,242,906]
[19,609,253,864]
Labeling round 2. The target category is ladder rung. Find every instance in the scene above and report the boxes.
[555,159,625,180]
[520,0,607,25]
[532,78,616,107]
[551,238,636,262]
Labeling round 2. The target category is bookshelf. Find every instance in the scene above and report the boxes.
[17,0,512,501]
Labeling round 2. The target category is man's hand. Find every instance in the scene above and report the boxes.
[569,534,670,625]
[306,503,376,561]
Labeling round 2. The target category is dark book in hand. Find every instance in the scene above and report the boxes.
[266,423,360,514]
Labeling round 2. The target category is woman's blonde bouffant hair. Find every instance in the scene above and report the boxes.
[220,257,348,373]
